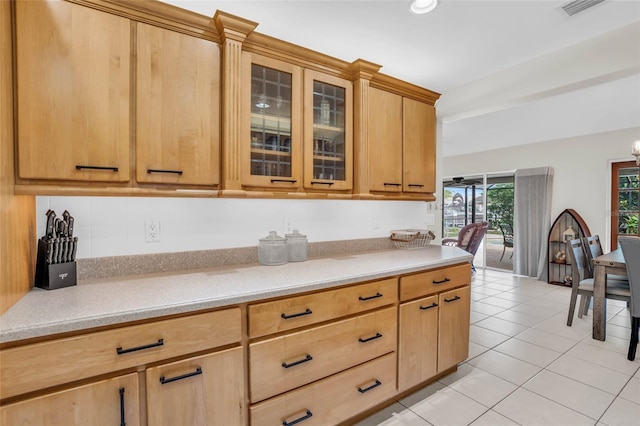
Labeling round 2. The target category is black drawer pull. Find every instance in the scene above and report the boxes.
[359,332,383,343]
[147,168,183,176]
[408,184,425,188]
[433,278,451,284]
[282,354,313,369]
[116,338,164,355]
[271,179,297,184]
[358,379,382,393]
[281,308,312,319]
[420,302,438,310]
[282,410,313,426]
[119,387,125,426]
[383,182,401,186]
[160,367,202,384]
[444,295,461,303]
[310,181,334,186]
[75,165,119,172]
[359,292,383,301]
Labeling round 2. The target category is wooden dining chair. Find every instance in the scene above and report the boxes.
[565,239,630,327]
[618,236,640,361]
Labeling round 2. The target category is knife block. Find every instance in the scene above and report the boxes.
[35,239,77,290]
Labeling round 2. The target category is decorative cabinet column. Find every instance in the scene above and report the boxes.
[349,59,381,199]
[214,11,258,195]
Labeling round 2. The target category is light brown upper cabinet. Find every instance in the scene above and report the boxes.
[368,88,403,193]
[403,98,436,194]
[367,88,436,195]
[136,23,220,187]
[241,53,302,191]
[303,70,353,192]
[15,0,131,182]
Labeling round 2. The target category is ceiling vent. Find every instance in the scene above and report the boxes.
[561,0,605,16]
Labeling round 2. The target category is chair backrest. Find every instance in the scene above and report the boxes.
[583,235,603,276]
[566,238,590,284]
[499,223,513,247]
[465,221,489,256]
[619,236,640,317]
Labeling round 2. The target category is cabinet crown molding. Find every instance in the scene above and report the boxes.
[348,59,382,81]
[214,10,258,43]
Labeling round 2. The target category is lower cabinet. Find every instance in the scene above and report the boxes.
[0,373,140,425]
[438,286,471,371]
[250,352,397,426]
[146,347,245,426]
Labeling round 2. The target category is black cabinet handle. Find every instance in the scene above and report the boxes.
[116,338,164,355]
[359,292,383,301]
[310,181,334,186]
[420,302,438,310]
[358,332,383,343]
[119,387,126,426]
[408,184,425,188]
[160,367,202,384]
[75,165,118,172]
[282,410,313,426]
[383,182,401,187]
[433,278,451,284]
[282,354,313,369]
[147,168,183,176]
[358,379,382,393]
[281,308,312,319]
[271,179,297,184]
[444,295,461,303]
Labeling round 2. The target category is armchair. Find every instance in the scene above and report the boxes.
[442,221,488,272]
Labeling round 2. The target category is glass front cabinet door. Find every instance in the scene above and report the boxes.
[242,54,302,190]
[303,70,353,191]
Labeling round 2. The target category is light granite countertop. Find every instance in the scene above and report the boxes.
[0,246,472,344]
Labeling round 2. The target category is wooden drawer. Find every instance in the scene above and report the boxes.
[400,263,470,301]
[250,352,397,426]
[249,278,397,338]
[0,308,241,400]
[250,306,397,402]
[146,347,245,426]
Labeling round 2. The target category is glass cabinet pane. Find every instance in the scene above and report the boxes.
[312,80,346,181]
[250,64,293,178]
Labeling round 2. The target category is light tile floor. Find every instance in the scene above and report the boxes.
[355,269,640,426]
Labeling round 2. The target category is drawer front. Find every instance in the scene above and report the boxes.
[0,308,241,400]
[250,306,397,402]
[400,263,470,301]
[146,347,245,426]
[250,352,397,426]
[249,278,397,338]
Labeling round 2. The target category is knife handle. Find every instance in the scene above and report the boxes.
[71,237,78,262]
[46,240,54,265]
[67,216,74,237]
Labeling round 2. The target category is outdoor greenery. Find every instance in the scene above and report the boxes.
[487,184,514,231]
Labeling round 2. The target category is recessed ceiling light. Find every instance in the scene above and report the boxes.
[410,0,438,14]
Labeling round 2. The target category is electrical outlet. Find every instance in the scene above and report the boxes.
[145,220,161,242]
[284,217,294,234]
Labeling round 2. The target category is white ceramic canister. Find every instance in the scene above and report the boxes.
[285,229,307,262]
[258,231,288,266]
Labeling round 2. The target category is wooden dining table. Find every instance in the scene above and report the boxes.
[592,248,627,341]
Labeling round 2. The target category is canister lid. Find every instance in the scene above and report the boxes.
[260,231,286,243]
[285,229,306,239]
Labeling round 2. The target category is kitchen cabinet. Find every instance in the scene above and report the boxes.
[15,0,131,183]
[135,22,221,187]
[303,69,353,191]
[398,264,471,392]
[241,53,303,191]
[367,87,436,195]
[146,347,245,426]
[0,373,140,426]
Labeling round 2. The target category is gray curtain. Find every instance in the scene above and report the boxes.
[514,167,554,280]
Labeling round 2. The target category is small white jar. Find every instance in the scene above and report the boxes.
[258,231,288,266]
[285,229,307,262]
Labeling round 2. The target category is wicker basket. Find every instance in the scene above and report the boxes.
[390,229,435,250]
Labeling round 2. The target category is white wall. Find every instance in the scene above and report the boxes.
[36,197,436,259]
[442,126,640,251]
